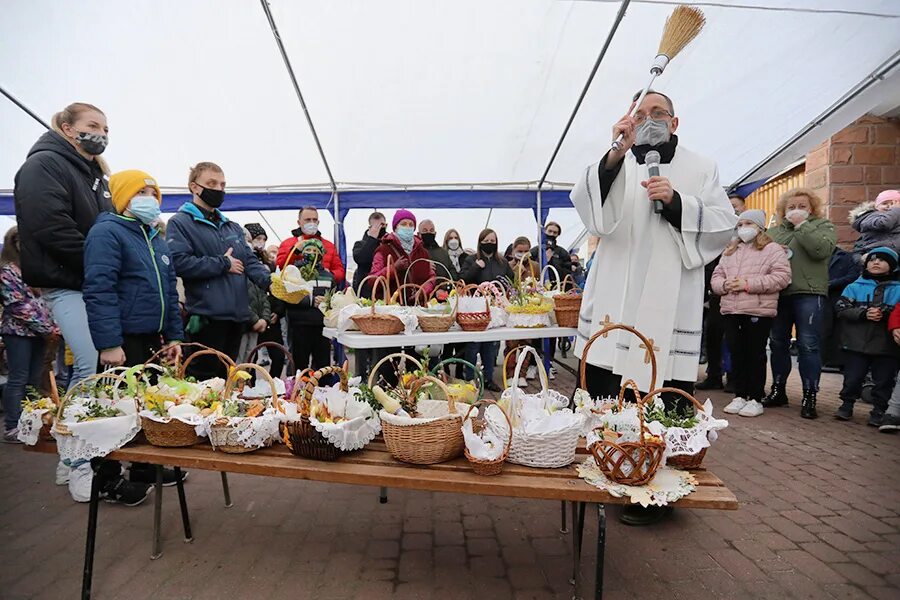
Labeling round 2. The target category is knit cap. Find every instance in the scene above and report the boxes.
[392,209,416,230]
[875,189,900,208]
[298,237,324,257]
[866,246,899,272]
[245,223,266,240]
[738,209,766,230]
[109,170,161,214]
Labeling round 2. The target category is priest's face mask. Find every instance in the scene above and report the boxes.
[634,93,678,146]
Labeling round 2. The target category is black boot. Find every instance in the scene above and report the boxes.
[800,389,818,419]
[696,375,723,391]
[762,379,788,407]
[834,400,854,420]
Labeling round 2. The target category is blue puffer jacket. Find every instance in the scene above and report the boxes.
[835,275,900,357]
[166,203,271,321]
[83,213,184,351]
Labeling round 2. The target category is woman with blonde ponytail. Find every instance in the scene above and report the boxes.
[13,102,158,506]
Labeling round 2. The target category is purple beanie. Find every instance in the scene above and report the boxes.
[392,209,416,230]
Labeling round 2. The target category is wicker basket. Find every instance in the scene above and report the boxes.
[208,363,279,454]
[429,357,483,403]
[552,275,582,327]
[367,356,463,465]
[455,283,492,332]
[462,400,512,476]
[270,245,317,304]
[282,365,351,461]
[351,273,405,335]
[651,387,711,469]
[416,279,457,333]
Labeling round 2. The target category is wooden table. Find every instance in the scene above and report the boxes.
[29,440,737,599]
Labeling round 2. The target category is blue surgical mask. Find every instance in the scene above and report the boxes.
[128,195,161,225]
[396,226,415,243]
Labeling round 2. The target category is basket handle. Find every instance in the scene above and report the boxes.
[416,282,459,319]
[366,352,425,390]
[539,263,561,292]
[299,364,350,414]
[578,322,658,394]
[617,379,642,407]
[408,375,456,414]
[459,282,491,313]
[560,273,582,293]
[501,344,548,392]
[56,372,131,421]
[463,398,513,454]
[368,275,394,315]
[287,368,316,405]
[354,273,382,299]
[390,283,422,307]
[280,243,320,273]
[179,348,236,379]
[642,386,705,416]
[404,257,449,287]
[223,363,281,412]
[429,358,483,400]
[245,341,296,377]
[144,341,215,372]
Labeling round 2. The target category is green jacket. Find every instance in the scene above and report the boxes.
[766,217,836,296]
[247,280,272,325]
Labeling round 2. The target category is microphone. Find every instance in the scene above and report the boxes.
[645,150,663,214]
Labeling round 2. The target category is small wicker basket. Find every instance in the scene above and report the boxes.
[416,279,457,333]
[462,399,512,476]
[270,245,317,304]
[553,275,582,327]
[654,387,711,469]
[52,372,135,437]
[455,283,492,332]
[351,272,405,335]
[282,365,351,461]
[208,363,279,454]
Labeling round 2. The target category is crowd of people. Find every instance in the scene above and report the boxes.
[1,98,897,508]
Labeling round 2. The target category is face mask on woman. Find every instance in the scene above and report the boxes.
[513,251,526,260]
[74,131,108,155]
[396,226,415,243]
[785,209,810,222]
[480,242,497,256]
[737,227,758,243]
[128,195,161,225]
[447,239,460,251]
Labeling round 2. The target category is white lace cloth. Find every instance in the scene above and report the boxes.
[280,385,381,451]
[379,399,466,426]
[242,377,286,398]
[138,409,206,427]
[577,458,697,507]
[197,408,280,449]
[506,312,552,328]
[17,409,51,445]
[338,304,419,335]
[52,399,141,464]
[659,398,729,459]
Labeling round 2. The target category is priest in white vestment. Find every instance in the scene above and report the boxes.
[572,90,737,403]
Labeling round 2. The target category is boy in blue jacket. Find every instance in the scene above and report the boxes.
[834,247,900,426]
[83,169,186,503]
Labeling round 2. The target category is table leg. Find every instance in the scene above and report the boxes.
[595,504,606,600]
[560,501,569,533]
[220,472,233,508]
[174,467,192,543]
[569,501,585,593]
[81,469,102,600]
[151,465,163,560]
[379,486,388,504]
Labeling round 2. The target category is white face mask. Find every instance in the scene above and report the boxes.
[737,227,758,243]
[785,209,810,223]
[301,222,318,236]
[447,239,460,250]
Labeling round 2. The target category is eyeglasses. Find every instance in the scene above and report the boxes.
[633,109,673,124]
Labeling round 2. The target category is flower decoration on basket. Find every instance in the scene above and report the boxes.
[52,371,142,464]
[501,256,554,328]
[279,362,380,461]
[195,363,281,454]
[462,399,513,476]
[368,352,465,465]
[16,379,60,445]
[271,244,319,304]
[485,346,584,468]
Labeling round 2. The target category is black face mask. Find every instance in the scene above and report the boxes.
[378,225,387,238]
[480,242,497,256]
[75,131,108,156]
[421,233,437,247]
[194,184,225,208]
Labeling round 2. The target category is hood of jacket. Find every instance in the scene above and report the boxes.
[850,201,876,221]
[27,130,108,177]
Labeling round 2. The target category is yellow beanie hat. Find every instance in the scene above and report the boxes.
[109,170,161,214]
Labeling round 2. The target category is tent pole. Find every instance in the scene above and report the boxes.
[258,210,282,243]
[0,85,50,130]
[259,0,337,192]
[537,0,631,190]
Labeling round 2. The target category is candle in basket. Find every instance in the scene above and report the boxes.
[373,385,411,417]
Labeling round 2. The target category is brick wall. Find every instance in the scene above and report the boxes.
[804,115,900,248]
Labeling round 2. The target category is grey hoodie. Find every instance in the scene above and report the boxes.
[851,202,900,254]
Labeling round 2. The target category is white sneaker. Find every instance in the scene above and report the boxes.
[723,397,747,414]
[738,400,764,417]
[517,378,527,388]
[548,366,557,381]
[56,461,71,486]
[525,366,537,380]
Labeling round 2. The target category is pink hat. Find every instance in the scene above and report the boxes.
[875,189,900,207]
[392,209,416,229]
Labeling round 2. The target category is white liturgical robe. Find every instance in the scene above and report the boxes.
[571,144,737,391]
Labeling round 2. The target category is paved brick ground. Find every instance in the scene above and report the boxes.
[1,362,898,599]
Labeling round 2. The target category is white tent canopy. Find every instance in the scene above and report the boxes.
[2,0,899,258]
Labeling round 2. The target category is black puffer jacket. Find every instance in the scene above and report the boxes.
[14,131,112,290]
[460,254,514,285]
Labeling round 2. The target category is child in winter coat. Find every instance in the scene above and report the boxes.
[851,189,900,255]
[880,304,900,433]
[834,247,900,427]
[711,210,792,417]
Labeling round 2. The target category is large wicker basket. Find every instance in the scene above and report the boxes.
[455,283,492,332]
[208,364,279,454]
[367,354,463,465]
[282,365,350,461]
[463,399,512,476]
[351,273,405,335]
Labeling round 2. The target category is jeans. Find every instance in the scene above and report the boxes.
[2,335,46,430]
[723,315,773,401]
[43,288,98,390]
[839,351,898,416]
[769,294,824,391]
[465,341,500,386]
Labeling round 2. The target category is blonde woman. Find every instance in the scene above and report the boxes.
[764,188,836,419]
